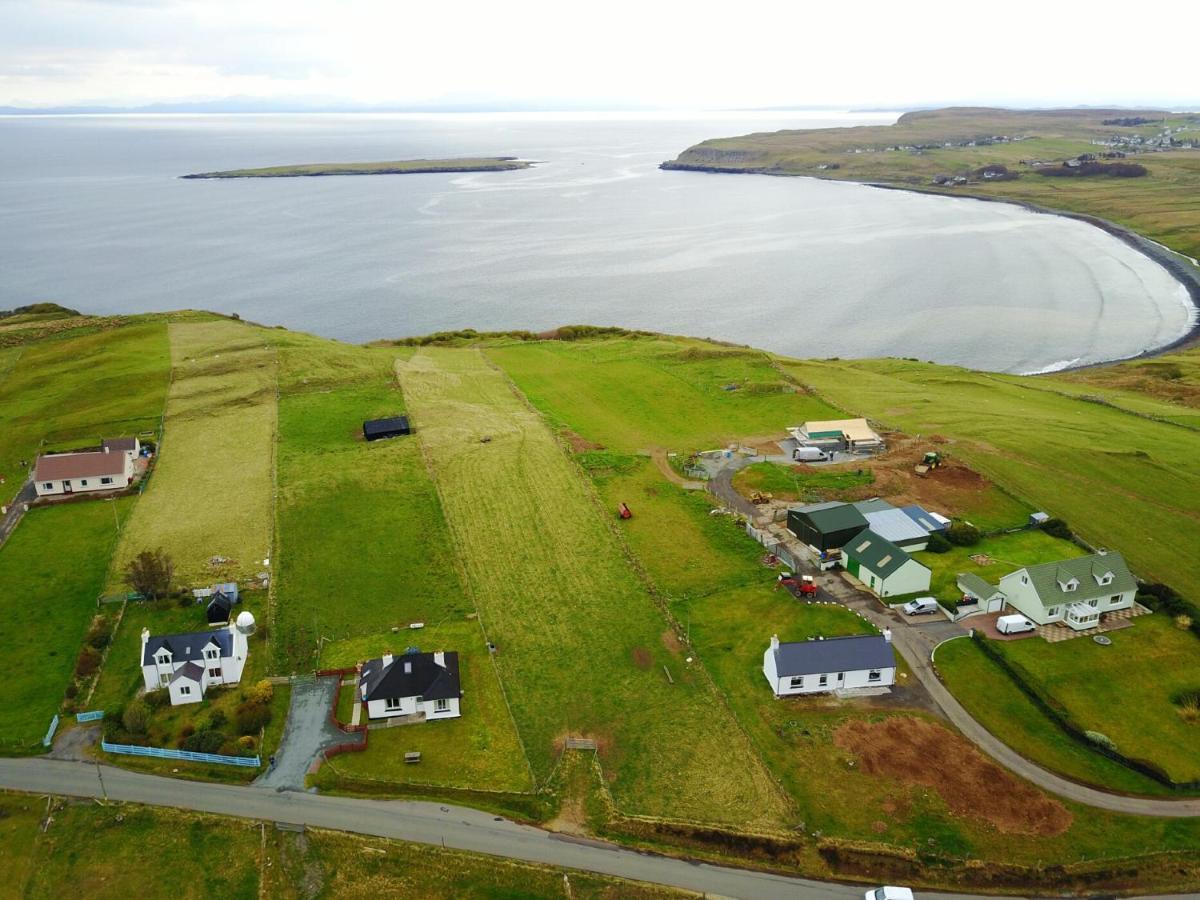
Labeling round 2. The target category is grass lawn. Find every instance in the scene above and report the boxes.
[992,614,1200,783]
[0,499,133,750]
[913,529,1084,602]
[488,336,842,452]
[273,378,467,672]
[111,320,277,587]
[320,620,533,793]
[934,636,1173,795]
[780,356,1200,600]
[732,461,874,502]
[0,321,170,506]
[397,348,788,829]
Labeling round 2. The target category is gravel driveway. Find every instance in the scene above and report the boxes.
[254,676,361,791]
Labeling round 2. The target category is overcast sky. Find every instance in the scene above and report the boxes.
[3,0,1198,110]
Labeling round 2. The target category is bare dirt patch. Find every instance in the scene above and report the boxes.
[661,628,684,654]
[564,429,603,453]
[631,646,653,669]
[834,717,1072,836]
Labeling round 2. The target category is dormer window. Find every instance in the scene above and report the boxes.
[1096,572,1113,586]
[1059,578,1078,592]
[156,653,169,665]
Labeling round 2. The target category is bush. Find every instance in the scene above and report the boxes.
[1176,615,1194,631]
[180,723,196,739]
[1041,517,1072,540]
[144,689,170,709]
[122,698,150,735]
[245,679,274,706]
[238,734,257,752]
[86,619,114,650]
[206,709,227,731]
[64,682,79,700]
[946,522,981,547]
[1085,730,1117,751]
[925,531,952,554]
[181,730,226,754]
[74,646,101,678]
[235,700,272,736]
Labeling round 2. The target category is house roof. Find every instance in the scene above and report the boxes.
[803,418,881,443]
[1012,552,1136,609]
[360,651,460,703]
[900,504,949,533]
[844,528,926,580]
[206,593,234,623]
[102,437,138,453]
[852,498,895,514]
[957,572,1004,599]
[792,502,869,535]
[363,416,410,436]
[34,450,126,481]
[772,634,896,677]
[143,628,232,666]
[170,661,204,685]
[863,508,931,545]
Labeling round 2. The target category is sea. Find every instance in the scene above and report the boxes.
[0,110,1193,373]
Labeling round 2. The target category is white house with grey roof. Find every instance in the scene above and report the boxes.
[140,623,249,706]
[359,650,462,721]
[762,633,897,697]
[996,551,1137,630]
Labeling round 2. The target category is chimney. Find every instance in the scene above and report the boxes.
[141,627,150,643]
[883,627,893,643]
[433,651,445,668]
[382,652,393,668]
[770,634,780,651]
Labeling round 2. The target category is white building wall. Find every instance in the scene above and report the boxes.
[366,696,419,719]
[766,666,896,697]
[418,697,462,719]
[857,559,931,597]
[998,571,1136,625]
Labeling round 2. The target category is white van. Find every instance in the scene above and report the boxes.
[902,597,939,616]
[793,446,831,462]
[866,888,914,900]
[996,614,1036,635]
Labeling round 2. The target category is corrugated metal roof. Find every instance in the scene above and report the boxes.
[864,508,931,544]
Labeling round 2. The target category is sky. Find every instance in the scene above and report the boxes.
[2,0,1199,110]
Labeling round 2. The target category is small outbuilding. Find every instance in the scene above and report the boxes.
[206,591,234,624]
[786,502,869,555]
[842,528,932,597]
[363,416,411,442]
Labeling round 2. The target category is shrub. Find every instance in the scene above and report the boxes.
[946,522,981,547]
[235,700,272,736]
[180,723,196,739]
[86,619,114,650]
[122,698,150,735]
[1085,730,1117,751]
[925,531,952,554]
[1178,699,1200,725]
[181,730,226,754]
[74,646,101,678]
[219,740,241,757]
[123,547,175,600]
[245,679,274,706]
[1176,615,1194,631]
[144,689,170,709]
[64,682,79,700]
[206,709,227,731]
[237,735,257,752]
[1041,517,1072,540]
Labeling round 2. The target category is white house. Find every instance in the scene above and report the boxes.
[359,650,461,721]
[997,551,1137,630]
[788,418,883,452]
[762,633,897,697]
[841,528,932,597]
[140,614,252,706]
[33,437,139,498]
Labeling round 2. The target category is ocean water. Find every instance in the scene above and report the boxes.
[0,111,1192,373]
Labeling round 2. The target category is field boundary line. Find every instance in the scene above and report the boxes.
[481,348,797,822]
[265,337,282,675]
[394,351,539,795]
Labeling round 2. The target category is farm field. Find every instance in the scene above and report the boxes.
[934,637,1173,796]
[989,614,1200,783]
[318,620,532,793]
[779,356,1200,601]
[0,320,170,506]
[913,529,1085,602]
[732,461,875,503]
[396,347,788,828]
[0,499,133,750]
[111,320,277,587]
[488,337,842,452]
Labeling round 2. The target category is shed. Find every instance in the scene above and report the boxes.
[206,592,234,624]
[786,502,868,553]
[363,416,411,441]
[842,528,932,597]
[1030,511,1050,526]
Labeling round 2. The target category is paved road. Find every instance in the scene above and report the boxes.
[255,676,359,790]
[0,476,34,549]
[813,570,1200,817]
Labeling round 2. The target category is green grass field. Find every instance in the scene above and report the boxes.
[914,529,1084,602]
[934,637,1173,795]
[0,499,133,749]
[488,337,841,452]
[112,320,277,587]
[0,321,170,506]
[397,348,788,828]
[732,461,874,502]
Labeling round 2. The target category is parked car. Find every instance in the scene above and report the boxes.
[793,446,831,462]
[865,888,914,900]
[996,614,1036,635]
[902,597,939,616]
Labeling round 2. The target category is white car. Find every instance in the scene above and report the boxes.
[865,888,914,900]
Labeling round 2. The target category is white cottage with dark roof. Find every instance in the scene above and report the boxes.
[140,621,250,706]
[359,650,461,721]
[763,633,896,697]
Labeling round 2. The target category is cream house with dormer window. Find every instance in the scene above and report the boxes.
[997,551,1137,630]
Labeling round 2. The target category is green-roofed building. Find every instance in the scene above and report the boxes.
[786,502,869,556]
[956,573,1007,613]
[997,551,1138,630]
[842,528,932,598]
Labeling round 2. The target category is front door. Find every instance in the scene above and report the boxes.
[62,479,73,494]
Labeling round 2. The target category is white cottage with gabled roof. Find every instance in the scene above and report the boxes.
[140,620,250,706]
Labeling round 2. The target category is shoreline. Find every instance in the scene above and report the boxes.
[659,161,1200,374]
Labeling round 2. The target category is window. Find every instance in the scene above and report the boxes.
[156,653,169,665]
[1047,606,1060,617]
[789,676,804,689]
[1021,575,1029,585]
[205,649,218,660]
[80,480,88,486]
[208,667,220,678]
[1110,595,1122,605]
[1098,573,1113,585]
[179,685,191,696]
[100,477,113,485]
[384,697,403,711]
[434,698,449,712]
[837,672,844,682]
[159,673,169,686]
[42,483,53,490]
[1062,580,1077,592]
[818,674,828,686]
[868,669,881,682]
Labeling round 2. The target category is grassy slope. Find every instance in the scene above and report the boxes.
[666,107,1200,258]
[487,337,841,452]
[0,499,133,748]
[0,321,171,505]
[112,320,277,587]
[914,529,1084,602]
[397,348,787,828]
[188,157,530,178]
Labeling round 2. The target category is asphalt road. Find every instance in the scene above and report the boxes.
[0,756,1020,900]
